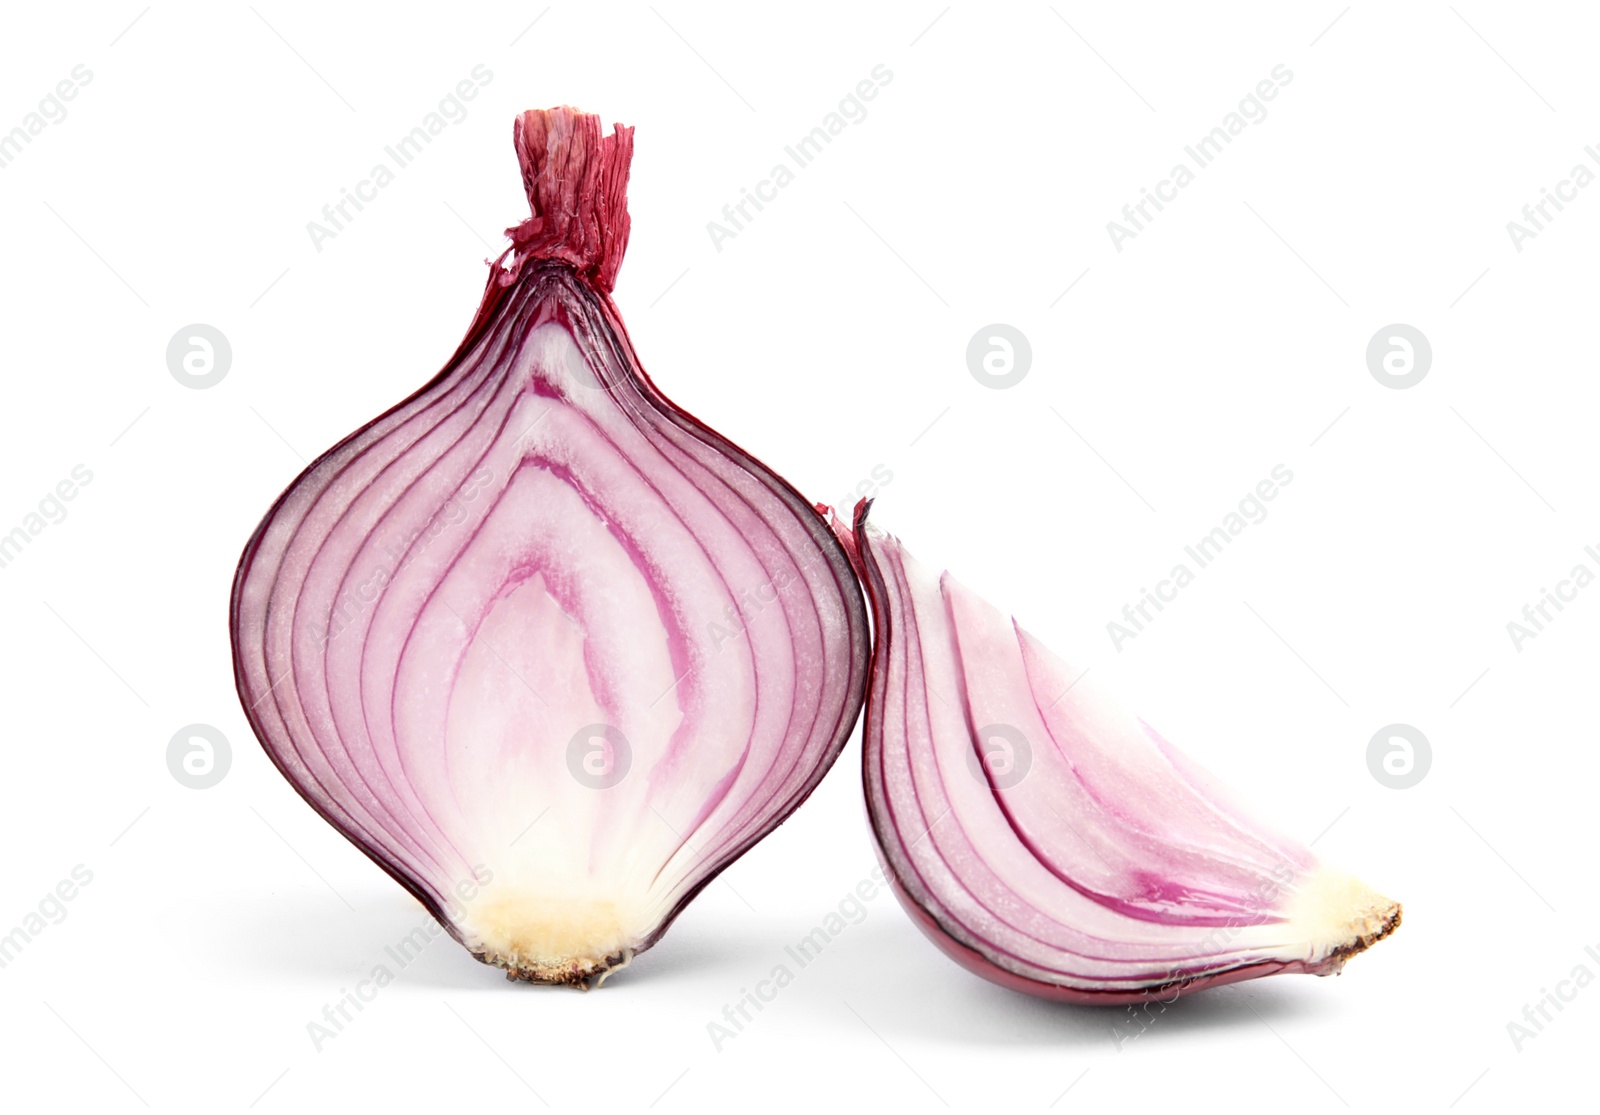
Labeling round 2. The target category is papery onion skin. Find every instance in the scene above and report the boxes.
[837,501,1399,1005]
[230,108,868,987]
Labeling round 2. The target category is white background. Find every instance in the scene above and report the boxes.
[0,2,1593,1111]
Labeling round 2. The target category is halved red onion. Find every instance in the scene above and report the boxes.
[837,503,1399,1004]
[231,108,868,986]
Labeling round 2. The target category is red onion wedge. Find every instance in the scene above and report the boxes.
[231,108,868,987]
[836,503,1399,1004]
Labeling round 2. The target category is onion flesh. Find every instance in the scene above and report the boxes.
[837,503,1399,1004]
[230,108,868,986]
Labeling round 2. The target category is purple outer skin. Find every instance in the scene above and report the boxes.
[229,110,869,972]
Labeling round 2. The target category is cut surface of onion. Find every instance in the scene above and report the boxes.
[230,108,868,987]
[838,504,1399,1004]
